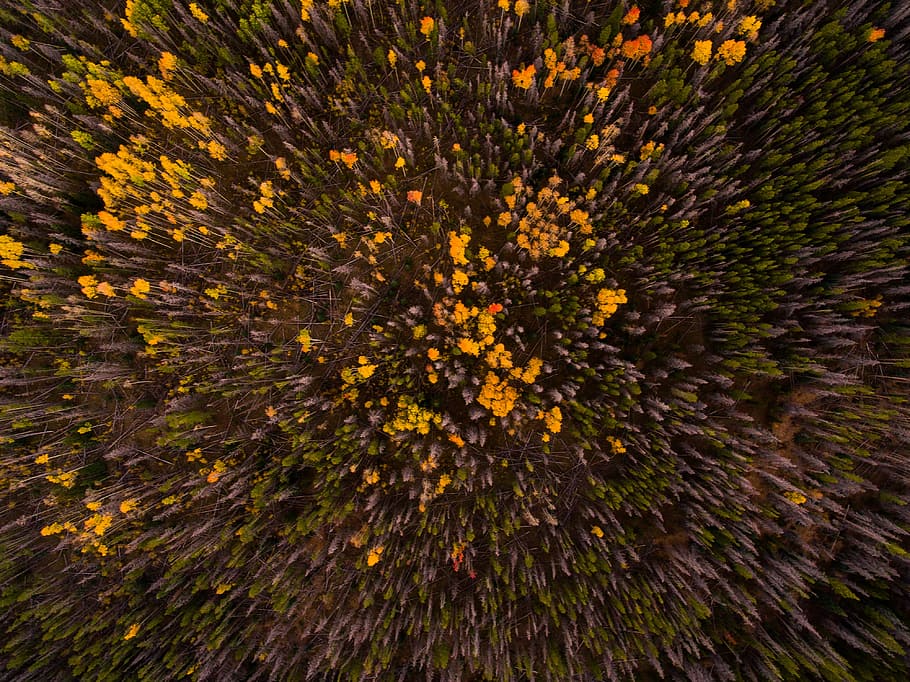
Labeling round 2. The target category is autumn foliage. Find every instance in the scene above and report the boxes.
[1,0,909,680]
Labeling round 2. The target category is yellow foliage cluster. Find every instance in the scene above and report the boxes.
[329,149,358,168]
[511,181,582,259]
[542,47,581,89]
[476,354,543,421]
[366,545,384,566]
[85,78,121,107]
[129,278,151,299]
[158,52,177,80]
[40,521,77,536]
[254,180,275,214]
[784,490,808,505]
[376,129,400,150]
[95,146,155,207]
[538,406,562,434]
[639,140,664,161]
[0,234,32,269]
[592,288,628,326]
[434,299,497,354]
[664,10,714,28]
[119,499,138,514]
[137,324,165,347]
[852,297,883,318]
[84,513,113,536]
[511,64,536,90]
[45,470,77,488]
[499,0,530,16]
[485,343,513,369]
[383,396,442,436]
[451,268,470,294]
[717,40,747,66]
[430,268,548,422]
[339,356,378,401]
[206,459,228,483]
[448,230,470,265]
[738,16,762,41]
[78,275,115,299]
[93,142,215,244]
[39,487,152,557]
[122,75,211,133]
[0,55,29,77]
[362,468,380,486]
[188,2,208,22]
[477,372,520,417]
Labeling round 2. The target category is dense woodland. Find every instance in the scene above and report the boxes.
[1,0,909,679]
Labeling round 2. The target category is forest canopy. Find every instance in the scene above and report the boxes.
[1,0,909,680]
